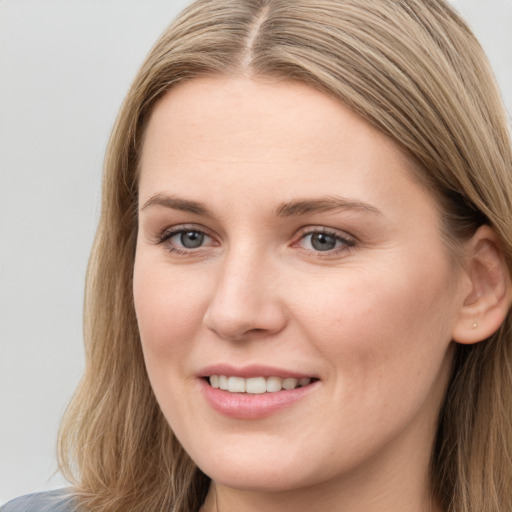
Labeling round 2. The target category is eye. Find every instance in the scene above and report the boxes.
[171,230,207,249]
[297,229,354,254]
[158,226,215,253]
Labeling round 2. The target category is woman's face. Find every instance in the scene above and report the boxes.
[134,77,467,499]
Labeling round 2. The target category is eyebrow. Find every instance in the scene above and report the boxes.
[141,194,213,216]
[274,196,382,217]
[140,193,382,218]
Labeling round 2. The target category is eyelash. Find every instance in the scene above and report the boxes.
[294,227,355,257]
[157,225,216,256]
[156,225,356,257]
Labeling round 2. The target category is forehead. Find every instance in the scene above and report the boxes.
[144,76,393,146]
[138,76,431,221]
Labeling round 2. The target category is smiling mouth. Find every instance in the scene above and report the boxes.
[207,375,315,394]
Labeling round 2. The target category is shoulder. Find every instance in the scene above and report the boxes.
[1,489,77,512]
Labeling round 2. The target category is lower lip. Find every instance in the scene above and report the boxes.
[199,379,318,419]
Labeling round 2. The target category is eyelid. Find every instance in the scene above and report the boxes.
[156,224,218,252]
[153,223,356,258]
[293,226,356,255]
[295,225,355,241]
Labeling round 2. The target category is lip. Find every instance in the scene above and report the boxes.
[198,365,319,419]
[198,364,317,380]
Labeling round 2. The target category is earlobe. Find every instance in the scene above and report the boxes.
[452,225,512,344]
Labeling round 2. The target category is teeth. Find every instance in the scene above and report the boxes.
[208,375,312,394]
[228,376,245,393]
[246,377,267,394]
[219,375,228,390]
[282,378,298,390]
[266,376,282,393]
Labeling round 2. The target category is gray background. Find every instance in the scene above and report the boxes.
[0,0,511,505]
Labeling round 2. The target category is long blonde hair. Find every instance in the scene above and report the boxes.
[58,1,512,511]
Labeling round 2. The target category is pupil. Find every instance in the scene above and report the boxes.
[180,231,204,249]
[311,233,336,251]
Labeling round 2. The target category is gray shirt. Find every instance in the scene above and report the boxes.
[1,490,76,512]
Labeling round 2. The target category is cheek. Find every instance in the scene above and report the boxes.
[290,257,457,397]
[133,255,209,359]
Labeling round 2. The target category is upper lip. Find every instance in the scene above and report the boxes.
[198,364,317,380]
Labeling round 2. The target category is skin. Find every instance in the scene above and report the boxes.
[133,76,472,512]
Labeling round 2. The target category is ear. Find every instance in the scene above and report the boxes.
[452,225,512,344]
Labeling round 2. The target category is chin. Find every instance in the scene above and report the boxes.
[186,438,335,494]
[200,462,317,493]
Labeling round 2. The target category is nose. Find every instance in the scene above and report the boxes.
[202,250,288,341]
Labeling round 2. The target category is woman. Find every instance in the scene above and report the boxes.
[3,0,512,511]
